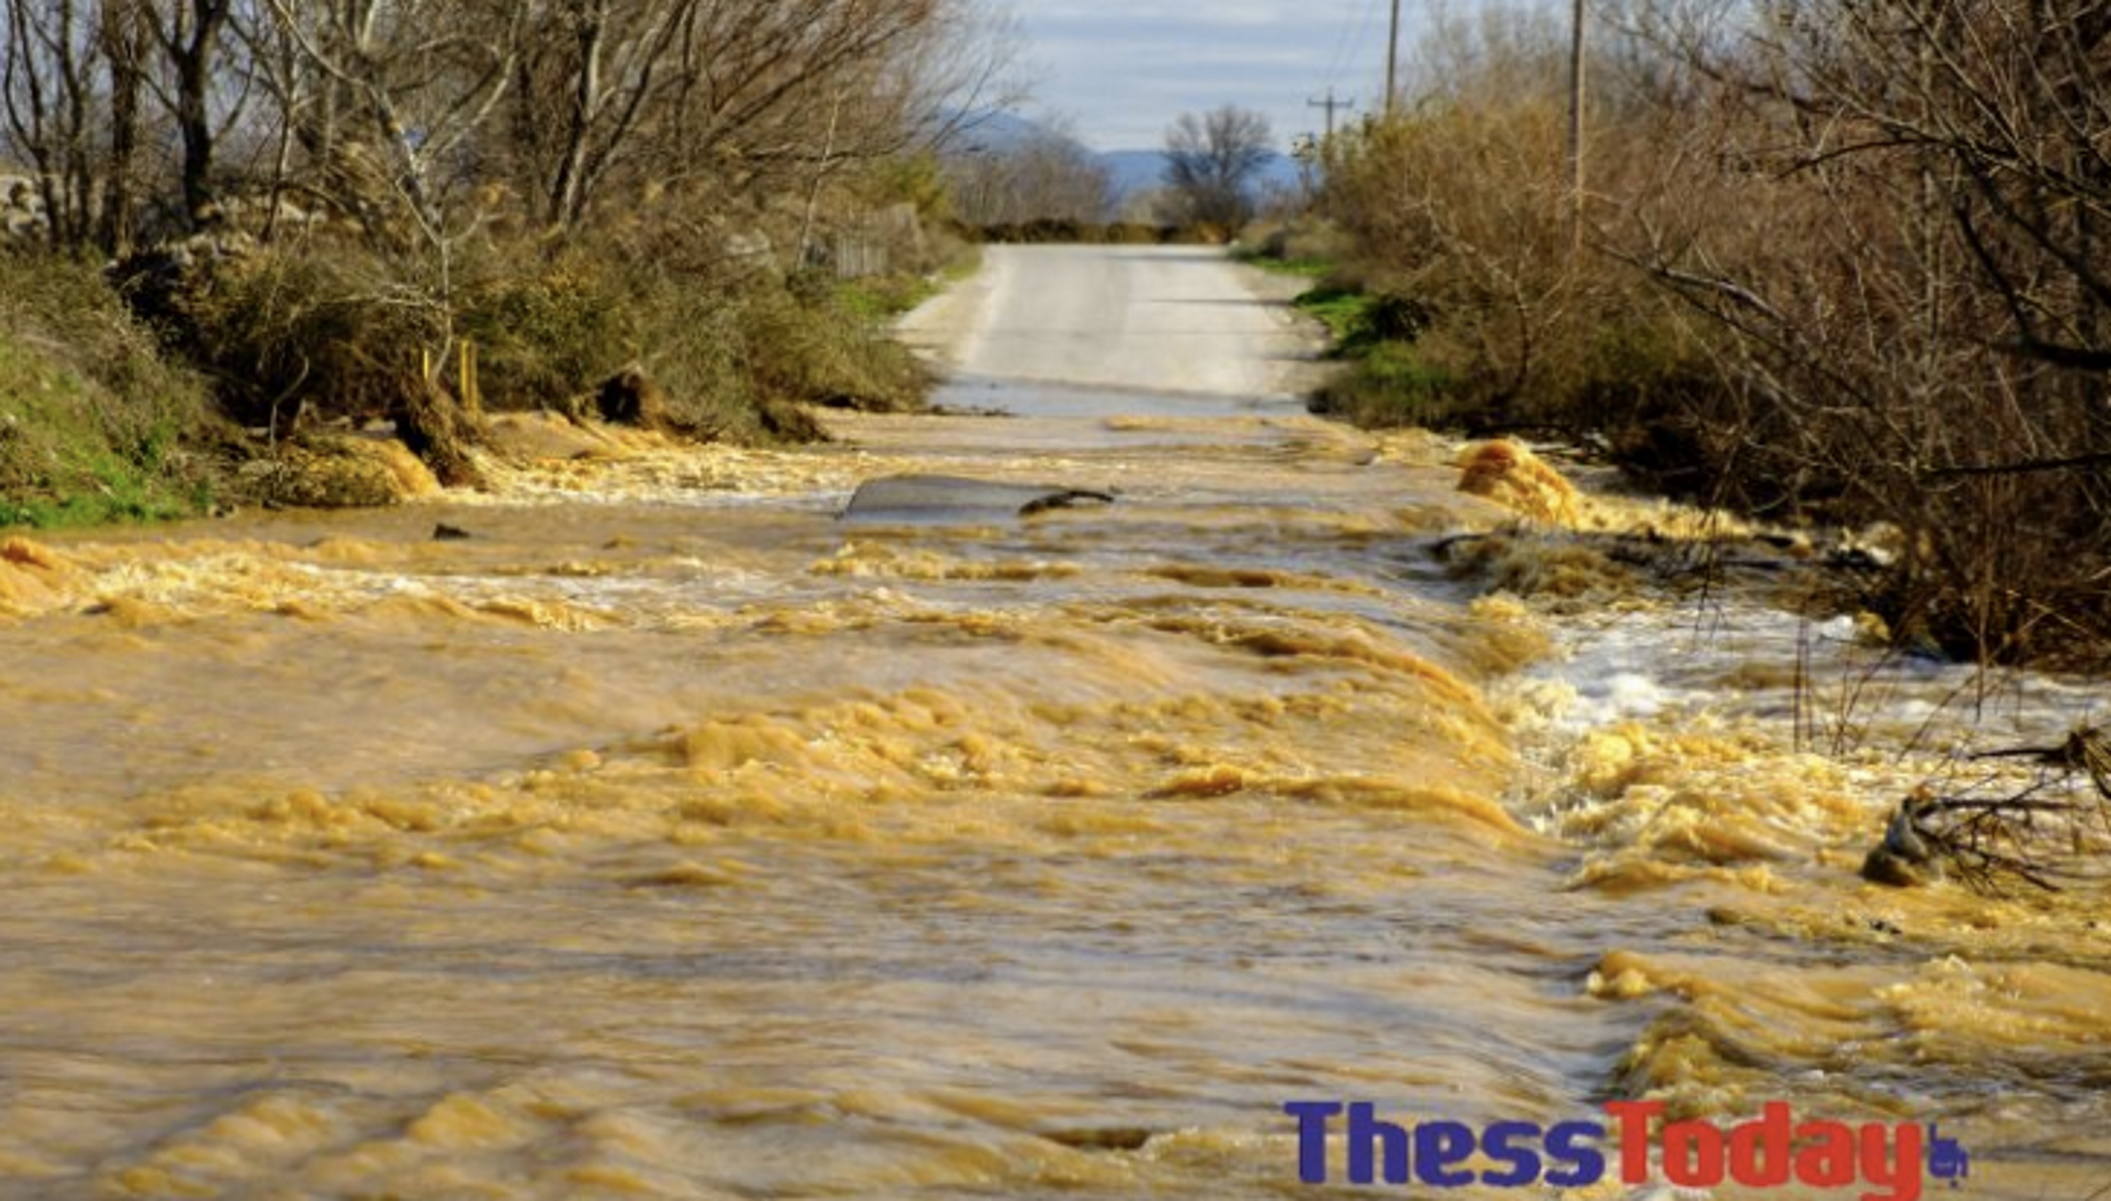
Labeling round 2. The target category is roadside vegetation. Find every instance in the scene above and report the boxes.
[1263,1,2111,671]
[0,0,1004,525]
[0,254,226,528]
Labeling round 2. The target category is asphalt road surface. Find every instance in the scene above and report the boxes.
[894,243,1321,398]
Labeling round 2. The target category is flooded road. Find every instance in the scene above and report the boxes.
[1,245,2107,1199]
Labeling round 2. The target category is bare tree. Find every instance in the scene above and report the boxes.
[150,0,238,225]
[2,0,106,247]
[99,0,154,253]
[259,0,524,256]
[949,118,1112,228]
[1,0,1015,252]
[494,0,1016,234]
[2,0,258,252]
[505,0,701,231]
[1757,1,2111,375]
[1163,104,1273,233]
[227,0,316,243]
[3,0,282,252]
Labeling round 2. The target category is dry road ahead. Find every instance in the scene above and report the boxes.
[895,243,1321,399]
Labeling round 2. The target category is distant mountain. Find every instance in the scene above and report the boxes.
[1099,150,1171,199]
[943,111,1052,156]
[1099,149,1303,201]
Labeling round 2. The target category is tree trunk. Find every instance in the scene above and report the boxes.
[99,0,148,254]
[548,0,606,229]
[169,0,233,228]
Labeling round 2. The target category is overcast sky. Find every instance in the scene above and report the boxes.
[1004,1,1424,152]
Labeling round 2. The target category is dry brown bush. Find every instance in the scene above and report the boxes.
[1316,9,1717,441]
[1605,0,2111,666]
[1319,0,2111,667]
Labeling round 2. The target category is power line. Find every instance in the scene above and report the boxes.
[1325,0,1383,90]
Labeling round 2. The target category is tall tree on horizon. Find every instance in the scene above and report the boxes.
[1162,104,1272,233]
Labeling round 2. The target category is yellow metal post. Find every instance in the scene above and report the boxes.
[460,340,481,415]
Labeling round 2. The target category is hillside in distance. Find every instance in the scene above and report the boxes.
[945,111,1303,206]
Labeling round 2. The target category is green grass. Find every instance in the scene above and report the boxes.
[1296,284,1436,357]
[0,337,214,529]
[1287,276,1473,430]
[835,273,943,322]
[0,473,209,529]
[834,249,983,323]
[1234,248,1336,279]
[1308,340,1465,429]
[0,265,221,531]
[1294,284,1374,346]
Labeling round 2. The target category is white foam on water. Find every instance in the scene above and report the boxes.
[1516,594,2104,755]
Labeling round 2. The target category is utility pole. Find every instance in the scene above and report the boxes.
[1307,88,1353,140]
[1566,0,1586,247]
[1384,0,1401,117]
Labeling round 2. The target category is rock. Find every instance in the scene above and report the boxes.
[758,398,831,443]
[1040,1127,1156,1152]
[1861,795,1944,887]
[595,365,668,428]
[1020,488,1117,516]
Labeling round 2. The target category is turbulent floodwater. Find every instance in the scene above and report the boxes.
[2,248,2109,1200]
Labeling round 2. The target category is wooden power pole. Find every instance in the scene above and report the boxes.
[1385,0,1401,117]
[1308,88,1352,140]
[1567,0,1587,244]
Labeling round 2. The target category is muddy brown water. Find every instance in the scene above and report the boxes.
[0,247,2106,1199]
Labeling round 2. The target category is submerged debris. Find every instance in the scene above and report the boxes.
[1863,727,2111,894]
[1039,1126,1156,1152]
[841,473,1117,522]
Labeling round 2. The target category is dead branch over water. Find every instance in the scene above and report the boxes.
[1865,727,2111,894]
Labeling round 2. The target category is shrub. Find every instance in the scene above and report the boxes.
[141,223,933,455]
[1308,11,1708,443]
[148,244,446,433]
[1310,0,2111,667]
[0,251,223,528]
[736,275,929,414]
[1308,341,1462,429]
[457,253,641,414]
